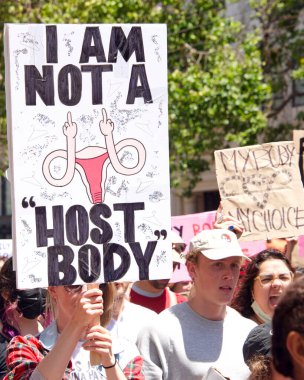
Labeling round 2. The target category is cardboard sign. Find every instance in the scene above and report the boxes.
[170,210,267,283]
[170,210,267,284]
[4,24,171,288]
[214,142,304,241]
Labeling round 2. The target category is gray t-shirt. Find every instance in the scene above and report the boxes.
[137,302,256,380]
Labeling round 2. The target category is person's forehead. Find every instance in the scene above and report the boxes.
[259,258,289,272]
[200,255,242,264]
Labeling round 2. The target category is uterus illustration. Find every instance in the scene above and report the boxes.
[42,108,146,204]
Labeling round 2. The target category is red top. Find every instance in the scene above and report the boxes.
[129,287,187,314]
[5,335,144,380]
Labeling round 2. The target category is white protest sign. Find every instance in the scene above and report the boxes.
[5,24,171,288]
[0,239,12,259]
[214,141,304,241]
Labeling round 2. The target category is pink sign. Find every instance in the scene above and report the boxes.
[170,211,267,283]
[298,236,304,257]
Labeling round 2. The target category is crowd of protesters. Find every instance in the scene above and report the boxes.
[0,205,303,380]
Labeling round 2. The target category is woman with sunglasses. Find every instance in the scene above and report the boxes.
[4,283,144,380]
[231,249,294,324]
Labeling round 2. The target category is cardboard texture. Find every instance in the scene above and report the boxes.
[214,141,304,241]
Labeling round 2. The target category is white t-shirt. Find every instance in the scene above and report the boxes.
[108,300,157,344]
[70,340,106,379]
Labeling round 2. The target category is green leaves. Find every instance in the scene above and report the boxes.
[0,0,294,197]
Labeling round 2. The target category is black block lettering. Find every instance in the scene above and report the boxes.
[103,243,130,282]
[46,25,58,63]
[108,26,145,63]
[90,204,113,244]
[48,245,77,285]
[25,66,54,106]
[58,64,82,106]
[66,205,89,246]
[78,244,101,282]
[113,202,144,242]
[129,241,156,279]
[81,65,113,104]
[79,27,106,63]
[35,206,65,247]
[126,64,152,104]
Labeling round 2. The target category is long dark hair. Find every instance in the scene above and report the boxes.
[0,258,17,307]
[231,249,294,318]
[0,258,20,337]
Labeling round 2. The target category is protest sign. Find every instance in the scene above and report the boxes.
[0,239,12,259]
[170,210,267,283]
[297,236,304,263]
[171,211,266,257]
[214,141,304,241]
[293,130,304,186]
[4,24,171,288]
[292,130,304,267]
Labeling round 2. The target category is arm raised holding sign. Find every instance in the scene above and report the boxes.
[214,202,244,238]
[4,284,144,380]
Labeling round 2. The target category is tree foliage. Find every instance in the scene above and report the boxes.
[248,0,304,142]
[0,0,271,195]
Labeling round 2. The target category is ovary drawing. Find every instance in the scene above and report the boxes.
[42,108,146,203]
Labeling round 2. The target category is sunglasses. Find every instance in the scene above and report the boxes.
[63,283,107,293]
[63,284,83,293]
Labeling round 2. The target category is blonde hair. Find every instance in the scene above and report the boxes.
[185,249,201,265]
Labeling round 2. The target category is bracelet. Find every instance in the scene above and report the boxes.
[103,358,117,369]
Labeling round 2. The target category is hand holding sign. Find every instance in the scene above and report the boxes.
[83,325,116,369]
[86,283,103,366]
[214,202,244,238]
[70,285,103,328]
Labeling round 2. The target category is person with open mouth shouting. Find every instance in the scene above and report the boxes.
[232,249,294,325]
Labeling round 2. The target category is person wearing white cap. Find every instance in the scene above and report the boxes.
[129,230,188,314]
[137,228,257,380]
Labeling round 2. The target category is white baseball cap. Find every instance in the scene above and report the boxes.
[189,229,250,261]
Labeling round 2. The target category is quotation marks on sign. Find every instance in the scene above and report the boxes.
[22,196,36,208]
[154,229,167,240]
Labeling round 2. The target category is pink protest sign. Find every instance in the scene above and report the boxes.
[170,210,267,282]
[171,211,266,258]
[297,236,304,257]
